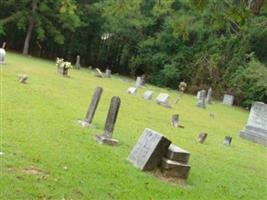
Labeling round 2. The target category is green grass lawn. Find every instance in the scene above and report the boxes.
[1,53,266,200]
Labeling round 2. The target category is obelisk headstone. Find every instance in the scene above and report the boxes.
[206,88,212,104]
[96,96,121,145]
[240,102,267,146]
[75,55,81,69]
[196,90,206,108]
[78,87,103,127]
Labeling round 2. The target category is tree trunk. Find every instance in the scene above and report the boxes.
[22,0,37,55]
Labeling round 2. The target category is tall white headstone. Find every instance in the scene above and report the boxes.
[0,48,6,64]
[240,102,267,146]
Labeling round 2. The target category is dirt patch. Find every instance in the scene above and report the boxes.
[7,166,49,178]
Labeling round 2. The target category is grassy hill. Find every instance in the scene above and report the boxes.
[1,53,266,200]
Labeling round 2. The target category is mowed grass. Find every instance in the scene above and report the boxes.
[0,53,266,200]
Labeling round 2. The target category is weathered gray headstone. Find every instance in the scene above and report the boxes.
[160,144,191,179]
[222,94,234,106]
[78,87,103,127]
[240,102,267,146]
[206,88,212,104]
[135,76,143,88]
[171,114,179,128]
[166,144,190,164]
[161,158,191,179]
[96,96,121,145]
[156,93,171,108]
[18,74,28,84]
[196,90,206,109]
[128,87,137,95]
[143,90,153,100]
[105,69,111,78]
[224,136,232,146]
[75,55,81,69]
[197,133,208,143]
[128,128,171,171]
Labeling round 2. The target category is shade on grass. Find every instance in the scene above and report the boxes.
[1,53,266,200]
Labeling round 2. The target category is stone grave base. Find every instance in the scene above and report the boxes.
[95,134,119,146]
[240,126,267,146]
[157,102,171,108]
[77,120,95,128]
[160,158,191,179]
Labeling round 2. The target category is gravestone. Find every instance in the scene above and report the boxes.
[156,93,171,108]
[96,96,121,145]
[105,69,111,78]
[160,144,191,179]
[75,55,81,69]
[196,90,206,109]
[18,74,28,84]
[171,114,179,128]
[197,133,208,143]
[224,136,232,146]
[196,91,200,99]
[128,87,137,95]
[135,76,143,88]
[240,102,267,146]
[128,128,171,171]
[222,94,234,106]
[206,88,212,104]
[143,90,153,100]
[95,68,104,78]
[0,48,6,64]
[78,87,103,127]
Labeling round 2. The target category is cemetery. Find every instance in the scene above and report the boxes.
[0,1,267,199]
[0,53,266,200]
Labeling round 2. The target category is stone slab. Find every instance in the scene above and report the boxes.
[160,158,191,179]
[128,87,137,95]
[128,128,171,171]
[166,144,190,164]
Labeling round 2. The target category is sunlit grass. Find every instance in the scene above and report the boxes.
[0,53,266,200]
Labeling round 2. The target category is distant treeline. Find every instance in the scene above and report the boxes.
[1,0,267,107]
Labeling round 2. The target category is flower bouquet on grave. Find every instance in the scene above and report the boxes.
[56,57,72,77]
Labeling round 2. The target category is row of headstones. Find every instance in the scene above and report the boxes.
[196,88,235,108]
[128,87,172,108]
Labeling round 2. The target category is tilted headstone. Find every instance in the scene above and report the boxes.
[171,114,179,128]
[197,133,208,143]
[128,128,171,171]
[105,69,111,78]
[95,68,104,78]
[224,136,232,146]
[156,93,171,108]
[240,102,267,146]
[222,94,234,106]
[143,90,153,100]
[18,74,28,84]
[196,90,206,109]
[206,88,212,104]
[78,87,103,127]
[75,55,81,69]
[128,87,137,95]
[160,144,191,179]
[96,96,121,145]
